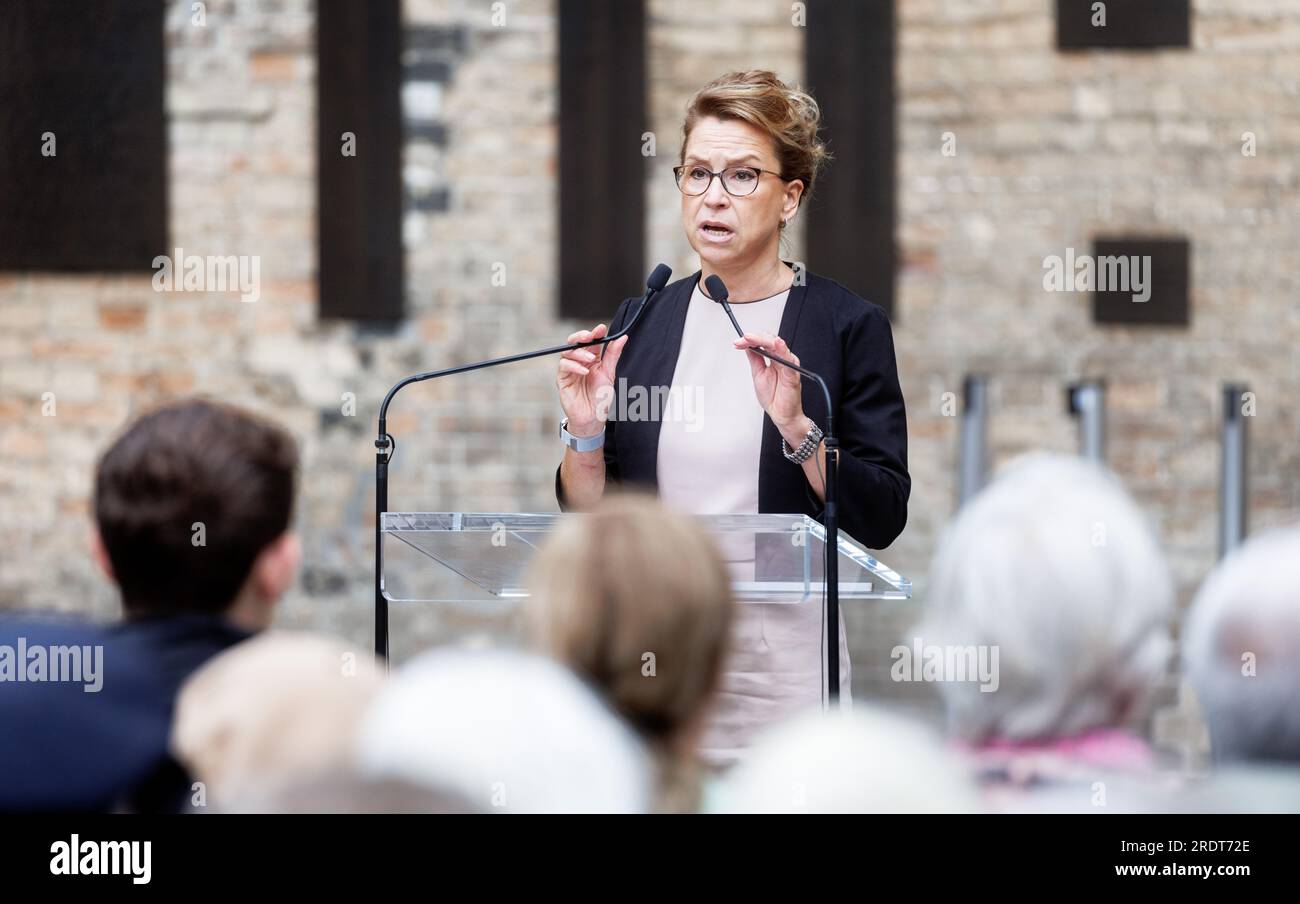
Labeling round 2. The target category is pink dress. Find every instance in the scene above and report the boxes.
[956,730,1171,812]
[657,282,851,769]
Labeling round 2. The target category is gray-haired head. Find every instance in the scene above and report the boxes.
[1184,524,1300,766]
[920,453,1173,743]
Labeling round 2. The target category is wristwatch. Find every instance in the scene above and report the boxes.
[782,420,824,464]
[560,417,605,452]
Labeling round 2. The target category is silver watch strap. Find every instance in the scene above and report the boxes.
[560,418,605,452]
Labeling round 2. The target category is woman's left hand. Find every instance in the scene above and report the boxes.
[734,332,804,433]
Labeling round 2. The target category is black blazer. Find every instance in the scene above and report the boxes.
[556,267,909,550]
[0,613,250,812]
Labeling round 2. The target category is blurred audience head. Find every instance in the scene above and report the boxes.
[524,492,735,807]
[921,453,1172,743]
[720,707,980,813]
[172,632,383,807]
[223,770,480,814]
[356,647,652,813]
[1184,524,1300,765]
[92,397,299,629]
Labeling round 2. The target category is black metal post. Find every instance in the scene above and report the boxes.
[375,435,390,659]
[709,277,842,704]
[823,438,841,704]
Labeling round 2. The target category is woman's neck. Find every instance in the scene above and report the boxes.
[699,257,793,304]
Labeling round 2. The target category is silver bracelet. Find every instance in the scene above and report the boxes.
[560,417,605,452]
[781,421,824,464]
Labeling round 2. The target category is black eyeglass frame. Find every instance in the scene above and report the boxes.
[672,164,792,197]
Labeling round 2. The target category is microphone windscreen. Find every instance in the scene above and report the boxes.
[704,274,729,303]
[647,263,672,292]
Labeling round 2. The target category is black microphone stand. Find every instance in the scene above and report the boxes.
[373,265,672,660]
[705,274,844,704]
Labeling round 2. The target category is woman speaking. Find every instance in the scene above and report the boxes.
[554,70,909,765]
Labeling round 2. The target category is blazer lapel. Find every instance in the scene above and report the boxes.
[775,261,809,351]
[623,270,698,488]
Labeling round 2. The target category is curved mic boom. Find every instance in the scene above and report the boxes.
[703,271,846,704]
[703,273,834,439]
[372,263,673,660]
[378,263,672,446]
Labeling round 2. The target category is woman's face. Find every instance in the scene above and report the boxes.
[680,116,803,271]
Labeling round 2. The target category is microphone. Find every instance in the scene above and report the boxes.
[704,274,745,338]
[649,262,674,289]
[703,271,846,705]
[599,263,672,358]
[373,263,672,660]
[379,262,671,437]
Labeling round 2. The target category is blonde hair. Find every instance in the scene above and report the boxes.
[172,632,385,806]
[680,69,831,206]
[525,493,735,808]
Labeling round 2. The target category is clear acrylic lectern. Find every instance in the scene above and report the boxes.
[379,512,912,606]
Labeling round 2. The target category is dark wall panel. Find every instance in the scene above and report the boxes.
[558,0,646,322]
[1092,237,1191,326]
[318,0,404,322]
[804,0,896,318]
[1057,0,1191,50]
[0,1,167,272]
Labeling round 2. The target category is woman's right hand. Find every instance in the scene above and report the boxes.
[556,323,628,438]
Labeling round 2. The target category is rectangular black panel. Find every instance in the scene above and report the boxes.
[804,0,896,318]
[1057,0,1191,50]
[0,1,167,272]
[1092,237,1191,326]
[558,0,646,322]
[318,0,404,322]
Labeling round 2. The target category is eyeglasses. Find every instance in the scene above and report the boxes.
[673,164,788,197]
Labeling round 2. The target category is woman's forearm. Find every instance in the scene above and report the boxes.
[559,446,606,511]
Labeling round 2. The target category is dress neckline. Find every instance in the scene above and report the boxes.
[693,281,791,305]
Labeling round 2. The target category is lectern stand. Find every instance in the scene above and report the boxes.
[376,511,912,700]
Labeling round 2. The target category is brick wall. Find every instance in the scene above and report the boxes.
[877,0,1300,761]
[2,0,1297,765]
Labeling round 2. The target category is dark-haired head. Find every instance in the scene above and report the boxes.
[93,398,299,625]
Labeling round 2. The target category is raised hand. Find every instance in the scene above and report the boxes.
[556,323,628,438]
[733,331,804,432]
